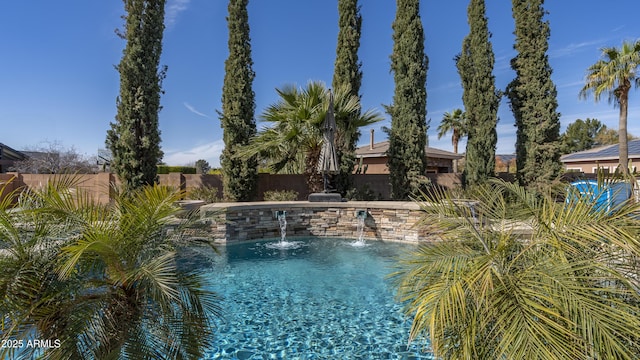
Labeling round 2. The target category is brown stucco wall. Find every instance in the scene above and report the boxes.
[359,156,455,174]
[359,157,389,174]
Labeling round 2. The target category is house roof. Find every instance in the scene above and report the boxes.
[355,140,463,160]
[560,139,640,163]
[0,143,28,161]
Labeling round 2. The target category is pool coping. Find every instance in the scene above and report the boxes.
[200,200,422,211]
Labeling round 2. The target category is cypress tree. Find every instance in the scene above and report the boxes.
[107,0,166,190]
[219,0,258,201]
[506,0,561,187]
[385,0,428,199]
[456,0,499,186]
[332,0,363,195]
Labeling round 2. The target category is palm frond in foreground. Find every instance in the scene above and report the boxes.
[0,179,221,360]
[393,179,640,359]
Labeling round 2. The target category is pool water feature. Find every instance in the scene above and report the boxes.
[181,238,433,359]
[352,209,368,247]
[267,210,303,250]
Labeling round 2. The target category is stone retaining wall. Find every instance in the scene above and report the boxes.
[199,201,431,243]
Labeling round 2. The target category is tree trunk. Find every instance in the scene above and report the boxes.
[619,91,629,174]
[453,139,459,173]
[305,146,324,193]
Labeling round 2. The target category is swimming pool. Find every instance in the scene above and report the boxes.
[179,237,433,359]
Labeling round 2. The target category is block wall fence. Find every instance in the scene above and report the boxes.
[0,172,464,204]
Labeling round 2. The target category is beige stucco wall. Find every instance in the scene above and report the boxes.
[359,156,455,174]
[563,159,640,173]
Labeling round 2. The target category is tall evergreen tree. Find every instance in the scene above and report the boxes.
[506,0,561,187]
[107,0,166,190]
[385,0,429,200]
[456,0,499,186]
[332,0,363,195]
[219,0,258,201]
[560,118,605,153]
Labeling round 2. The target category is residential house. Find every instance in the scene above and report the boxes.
[355,130,463,174]
[0,143,28,173]
[560,139,640,173]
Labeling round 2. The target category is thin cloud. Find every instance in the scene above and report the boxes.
[560,109,620,128]
[163,140,225,167]
[183,102,210,118]
[550,39,605,59]
[428,81,460,92]
[165,0,190,28]
[610,25,625,33]
[556,80,585,89]
[494,53,514,73]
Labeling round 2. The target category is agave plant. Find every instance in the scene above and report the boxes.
[0,177,221,359]
[393,179,640,359]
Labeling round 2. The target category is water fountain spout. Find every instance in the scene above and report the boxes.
[353,209,368,246]
[274,210,287,242]
[453,199,480,224]
[267,210,303,249]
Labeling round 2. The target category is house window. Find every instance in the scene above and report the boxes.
[566,168,582,173]
[592,166,609,174]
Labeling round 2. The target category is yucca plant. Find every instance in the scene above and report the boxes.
[0,177,221,359]
[393,179,640,359]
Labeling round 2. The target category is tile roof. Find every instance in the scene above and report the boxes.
[355,140,463,160]
[560,139,640,162]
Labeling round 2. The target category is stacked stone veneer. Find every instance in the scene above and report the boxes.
[199,201,431,243]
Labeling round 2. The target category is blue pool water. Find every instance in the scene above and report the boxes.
[181,237,434,359]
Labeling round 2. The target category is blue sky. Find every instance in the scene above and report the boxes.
[1,1,638,167]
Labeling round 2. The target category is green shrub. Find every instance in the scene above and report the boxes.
[195,159,211,174]
[263,190,299,201]
[345,184,382,201]
[157,165,197,174]
[186,185,219,203]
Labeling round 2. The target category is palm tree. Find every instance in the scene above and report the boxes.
[437,108,467,173]
[392,179,640,359]
[580,40,640,174]
[0,177,221,359]
[241,81,381,192]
